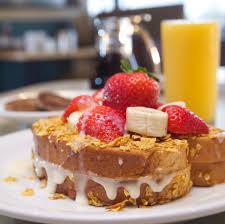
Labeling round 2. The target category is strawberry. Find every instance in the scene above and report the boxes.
[92,88,104,104]
[162,105,209,134]
[103,60,160,112]
[62,95,98,122]
[77,105,125,143]
[152,101,164,109]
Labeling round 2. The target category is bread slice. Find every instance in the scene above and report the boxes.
[36,157,191,207]
[174,127,225,186]
[32,117,192,207]
[176,127,225,163]
[191,161,225,186]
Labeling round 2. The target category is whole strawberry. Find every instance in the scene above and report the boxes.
[62,95,98,122]
[103,60,160,112]
[162,105,209,134]
[77,105,125,143]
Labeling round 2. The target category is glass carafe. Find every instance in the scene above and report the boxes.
[90,17,137,89]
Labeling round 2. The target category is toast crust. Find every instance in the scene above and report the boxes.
[191,161,225,186]
[174,127,225,186]
[175,127,225,163]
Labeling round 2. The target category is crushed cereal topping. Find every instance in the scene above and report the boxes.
[3,176,17,183]
[21,188,34,196]
[106,200,129,212]
[32,116,188,153]
[48,193,66,200]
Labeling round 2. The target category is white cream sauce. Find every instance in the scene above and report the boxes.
[33,155,175,203]
[33,155,73,193]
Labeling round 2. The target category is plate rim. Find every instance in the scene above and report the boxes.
[0,130,225,224]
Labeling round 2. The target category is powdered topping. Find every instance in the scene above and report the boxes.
[77,106,126,143]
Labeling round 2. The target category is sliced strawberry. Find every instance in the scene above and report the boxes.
[162,105,209,135]
[92,88,104,104]
[62,95,98,122]
[77,105,125,143]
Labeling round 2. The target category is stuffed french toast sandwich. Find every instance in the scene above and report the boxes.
[32,61,225,209]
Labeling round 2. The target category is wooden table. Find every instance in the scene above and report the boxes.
[0,75,224,224]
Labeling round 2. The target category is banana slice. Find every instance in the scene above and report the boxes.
[126,107,168,137]
[158,101,186,111]
[67,111,83,126]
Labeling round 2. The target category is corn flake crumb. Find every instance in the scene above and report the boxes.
[21,188,34,196]
[3,176,17,183]
[48,193,66,200]
[204,173,211,181]
[106,200,128,212]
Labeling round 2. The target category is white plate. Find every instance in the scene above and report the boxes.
[0,90,93,125]
[0,130,225,224]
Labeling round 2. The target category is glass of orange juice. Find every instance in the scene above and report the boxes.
[161,20,220,123]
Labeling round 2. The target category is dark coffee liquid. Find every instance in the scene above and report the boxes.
[91,52,124,89]
[90,52,137,89]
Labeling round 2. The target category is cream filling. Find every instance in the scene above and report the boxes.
[34,155,176,202]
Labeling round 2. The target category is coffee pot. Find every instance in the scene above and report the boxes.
[91,14,161,89]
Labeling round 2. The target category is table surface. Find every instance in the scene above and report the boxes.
[0,74,224,224]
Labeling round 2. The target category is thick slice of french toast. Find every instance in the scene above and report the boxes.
[191,161,225,186]
[32,117,192,207]
[35,157,191,207]
[175,127,225,186]
[175,127,225,163]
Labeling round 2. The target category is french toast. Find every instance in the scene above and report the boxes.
[31,60,223,209]
[176,127,225,186]
[32,117,192,207]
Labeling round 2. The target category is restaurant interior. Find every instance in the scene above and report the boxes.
[0,0,225,224]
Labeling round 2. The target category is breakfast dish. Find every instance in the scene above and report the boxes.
[32,117,191,207]
[2,130,225,224]
[31,60,224,210]
[0,61,225,223]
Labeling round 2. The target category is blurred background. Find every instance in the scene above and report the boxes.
[0,0,225,91]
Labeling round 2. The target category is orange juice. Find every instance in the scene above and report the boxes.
[161,20,220,123]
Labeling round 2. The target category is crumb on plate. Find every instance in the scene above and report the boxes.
[21,188,34,196]
[48,193,66,200]
[3,176,17,183]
